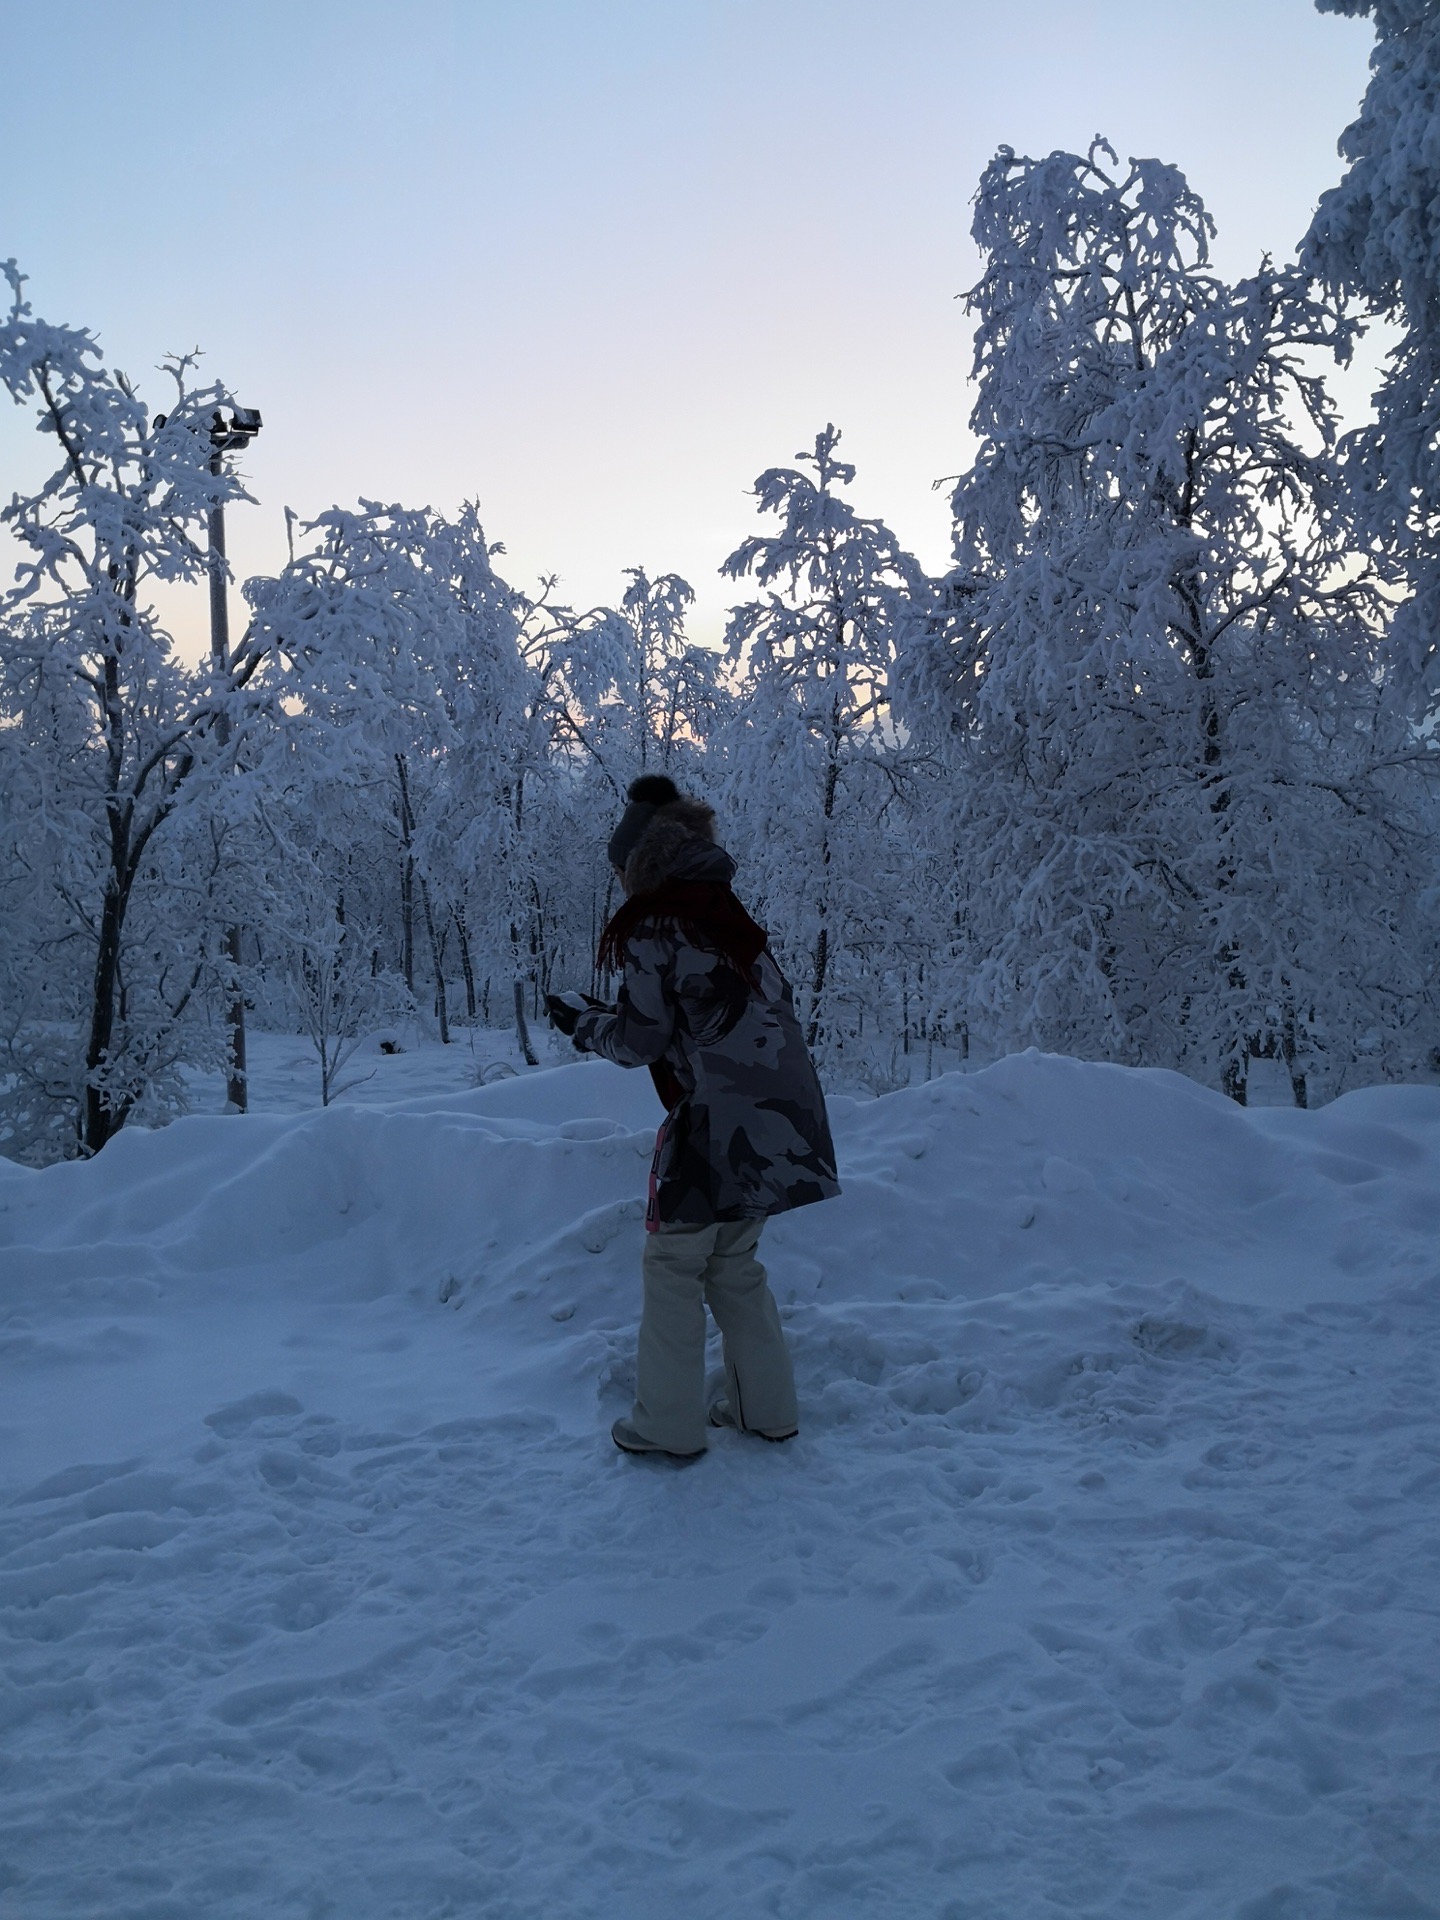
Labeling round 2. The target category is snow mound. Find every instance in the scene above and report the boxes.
[1,1053,1437,1918]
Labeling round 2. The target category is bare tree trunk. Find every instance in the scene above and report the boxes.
[513,974,538,1066]
[395,755,417,997]
[82,711,197,1152]
[420,876,450,1044]
[806,926,829,1052]
[806,752,840,1051]
[84,643,135,1155]
[507,754,538,1065]
[223,924,247,1109]
[400,862,415,994]
[84,869,127,1154]
[1174,465,1252,1109]
[592,876,615,997]
[1281,1007,1307,1109]
[454,906,477,1021]
[529,878,551,1006]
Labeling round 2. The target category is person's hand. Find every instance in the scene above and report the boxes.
[545,991,593,1037]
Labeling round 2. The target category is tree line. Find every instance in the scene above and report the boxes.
[3,0,1438,1161]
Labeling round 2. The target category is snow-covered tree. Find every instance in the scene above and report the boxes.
[242,498,545,1051]
[244,500,443,1010]
[0,261,266,1157]
[902,143,1435,1102]
[721,427,929,1068]
[265,820,410,1107]
[616,567,724,773]
[412,504,534,1028]
[1302,0,1440,712]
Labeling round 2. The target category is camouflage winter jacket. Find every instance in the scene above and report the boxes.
[573,883,840,1229]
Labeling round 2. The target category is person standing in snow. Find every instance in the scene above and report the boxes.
[546,775,839,1462]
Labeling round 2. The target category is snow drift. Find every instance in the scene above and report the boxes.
[1,1052,1438,1918]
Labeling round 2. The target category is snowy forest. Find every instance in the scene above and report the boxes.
[3,0,1439,1166]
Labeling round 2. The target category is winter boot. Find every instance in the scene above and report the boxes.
[610,1417,705,1463]
[707,1398,797,1443]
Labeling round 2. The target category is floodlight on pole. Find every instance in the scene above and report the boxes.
[208,407,262,1114]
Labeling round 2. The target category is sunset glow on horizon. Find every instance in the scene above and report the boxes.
[2,0,1377,653]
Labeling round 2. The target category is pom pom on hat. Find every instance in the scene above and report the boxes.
[627,775,680,806]
[607,774,682,871]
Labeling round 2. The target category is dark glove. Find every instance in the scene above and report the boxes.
[545,991,602,1037]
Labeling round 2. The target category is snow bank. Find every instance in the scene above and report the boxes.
[1,1053,1437,1917]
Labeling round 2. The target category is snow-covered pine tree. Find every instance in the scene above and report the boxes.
[720,427,929,1073]
[0,262,265,1157]
[903,142,1430,1103]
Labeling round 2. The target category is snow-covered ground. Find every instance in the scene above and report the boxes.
[186,1024,1314,1119]
[181,1023,579,1116]
[2,1048,1438,1919]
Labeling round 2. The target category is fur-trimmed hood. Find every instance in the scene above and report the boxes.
[624,797,734,896]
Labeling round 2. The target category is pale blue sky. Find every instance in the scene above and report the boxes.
[1,0,1377,649]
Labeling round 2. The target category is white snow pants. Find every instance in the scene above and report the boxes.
[632,1218,799,1455]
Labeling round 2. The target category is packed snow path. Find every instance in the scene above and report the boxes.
[1,1053,1438,1919]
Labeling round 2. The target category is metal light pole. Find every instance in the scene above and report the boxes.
[208,405,262,1113]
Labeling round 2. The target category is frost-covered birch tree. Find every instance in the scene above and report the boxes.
[721,427,928,1068]
[415,504,533,1029]
[242,499,536,1053]
[0,262,267,1157]
[902,143,1433,1102]
[244,500,443,1004]
[617,567,724,773]
[1303,0,1440,717]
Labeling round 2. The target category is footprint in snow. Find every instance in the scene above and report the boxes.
[203,1389,305,1438]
